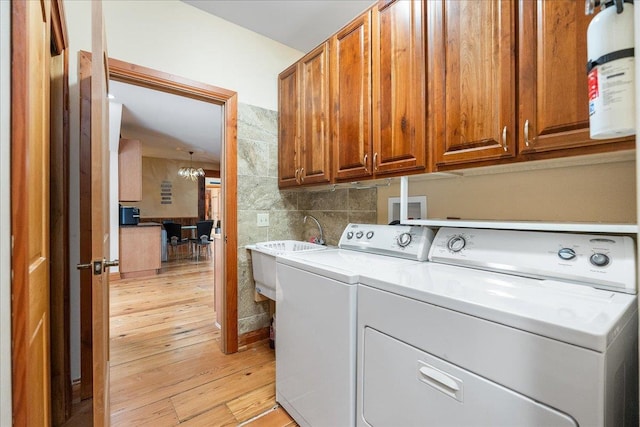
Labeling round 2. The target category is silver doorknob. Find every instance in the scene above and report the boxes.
[76,262,92,270]
[104,259,119,268]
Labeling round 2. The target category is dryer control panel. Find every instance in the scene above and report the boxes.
[429,227,636,293]
[339,223,435,261]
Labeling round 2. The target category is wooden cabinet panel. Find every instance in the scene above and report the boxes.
[119,225,161,278]
[278,64,299,188]
[278,44,331,188]
[431,0,516,168]
[299,42,331,185]
[372,0,427,175]
[518,0,634,155]
[332,11,373,181]
[118,138,142,201]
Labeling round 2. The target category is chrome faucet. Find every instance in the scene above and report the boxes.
[304,215,325,245]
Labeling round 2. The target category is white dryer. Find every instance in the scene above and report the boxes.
[275,223,434,427]
[357,227,638,427]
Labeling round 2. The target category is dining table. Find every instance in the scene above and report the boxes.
[181,225,197,239]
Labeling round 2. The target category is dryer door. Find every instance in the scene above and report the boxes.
[361,327,578,427]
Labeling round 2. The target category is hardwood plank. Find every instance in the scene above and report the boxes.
[110,399,179,427]
[171,361,275,422]
[226,383,276,423]
[179,404,237,427]
[243,407,298,427]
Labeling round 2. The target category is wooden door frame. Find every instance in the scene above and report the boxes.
[104,57,238,353]
[49,0,72,423]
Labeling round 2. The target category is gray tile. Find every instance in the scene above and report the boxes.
[237,138,269,177]
[237,210,269,247]
[349,211,377,225]
[299,188,349,211]
[237,176,298,211]
[268,210,306,241]
[238,103,278,143]
[239,312,270,335]
[268,139,279,178]
[348,188,378,211]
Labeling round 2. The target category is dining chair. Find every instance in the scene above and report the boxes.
[192,220,214,262]
[164,222,189,259]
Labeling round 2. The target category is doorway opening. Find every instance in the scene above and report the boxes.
[106,58,238,353]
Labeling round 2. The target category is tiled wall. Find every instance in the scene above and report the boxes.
[236,103,377,335]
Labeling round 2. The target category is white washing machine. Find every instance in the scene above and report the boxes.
[357,227,638,427]
[275,223,434,427]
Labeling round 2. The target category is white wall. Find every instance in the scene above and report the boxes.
[64,0,302,380]
[109,102,123,273]
[0,0,11,423]
[377,158,637,225]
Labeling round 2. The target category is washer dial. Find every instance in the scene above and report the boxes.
[397,232,412,247]
[447,235,466,253]
[558,248,577,261]
[590,253,610,267]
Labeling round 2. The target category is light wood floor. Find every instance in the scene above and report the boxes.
[64,257,296,427]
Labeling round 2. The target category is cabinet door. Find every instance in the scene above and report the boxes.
[518,0,634,155]
[118,138,142,201]
[299,42,331,185]
[332,11,373,181]
[278,63,300,188]
[431,0,516,168]
[372,0,427,175]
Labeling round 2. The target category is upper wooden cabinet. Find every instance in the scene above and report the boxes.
[278,64,299,187]
[331,11,373,181]
[518,0,634,155]
[430,0,517,169]
[118,138,142,201]
[278,42,331,188]
[372,0,427,176]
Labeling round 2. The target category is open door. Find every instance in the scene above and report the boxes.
[77,1,116,425]
[11,0,53,424]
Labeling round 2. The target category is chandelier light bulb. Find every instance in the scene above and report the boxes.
[178,151,205,181]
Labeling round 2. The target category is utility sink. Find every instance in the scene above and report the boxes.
[247,240,327,300]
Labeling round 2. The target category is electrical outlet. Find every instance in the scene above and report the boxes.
[257,213,269,227]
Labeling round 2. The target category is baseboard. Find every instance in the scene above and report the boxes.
[238,327,269,349]
[109,271,121,282]
[71,379,81,404]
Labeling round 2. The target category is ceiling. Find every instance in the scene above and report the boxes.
[113,0,375,167]
[183,0,375,52]
[111,80,223,165]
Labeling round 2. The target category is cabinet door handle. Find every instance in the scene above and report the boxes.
[501,126,508,152]
[524,120,530,147]
[295,168,300,184]
[373,152,378,171]
[300,168,305,182]
[363,153,368,172]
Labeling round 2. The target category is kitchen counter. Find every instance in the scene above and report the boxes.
[119,224,162,279]
[120,222,161,228]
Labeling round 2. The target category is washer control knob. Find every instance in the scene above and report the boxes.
[355,231,364,239]
[397,232,412,247]
[590,253,610,267]
[366,231,374,239]
[558,248,577,261]
[346,232,354,239]
[447,235,466,253]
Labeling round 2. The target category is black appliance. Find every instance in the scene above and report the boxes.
[119,205,140,225]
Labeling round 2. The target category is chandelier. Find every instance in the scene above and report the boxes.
[178,151,205,181]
